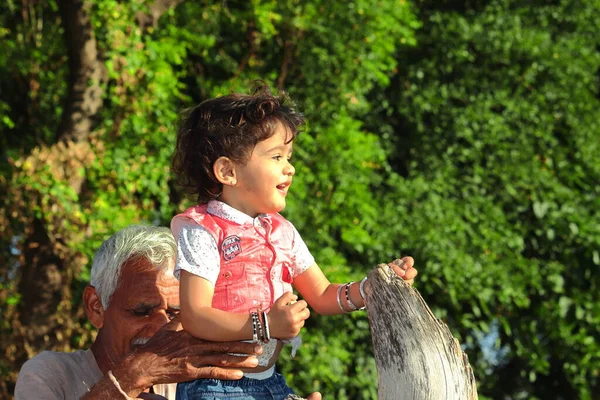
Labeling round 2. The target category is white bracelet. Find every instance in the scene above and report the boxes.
[336,284,348,313]
[107,370,134,399]
[261,310,271,342]
[353,280,366,311]
[359,277,368,301]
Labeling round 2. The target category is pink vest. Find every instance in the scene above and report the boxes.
[172,205,296,313]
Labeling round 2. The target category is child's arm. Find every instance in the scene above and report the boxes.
[180,270,309,341]
[294,258,418,315]
[293,263,366,315]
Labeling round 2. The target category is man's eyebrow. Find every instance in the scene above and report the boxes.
[130,302,159,309]
[168,305,181,311]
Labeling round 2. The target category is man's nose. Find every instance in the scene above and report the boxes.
[145,311,171,337]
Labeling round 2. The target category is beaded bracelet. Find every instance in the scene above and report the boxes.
[344,281,359,311]
[251,312,260,343]
[336,284,349,313]
[257,310,265,342]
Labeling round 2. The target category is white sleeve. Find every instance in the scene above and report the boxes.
[175,224,220,286]
[290,225,315,277]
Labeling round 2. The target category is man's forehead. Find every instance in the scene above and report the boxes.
[118,283,179,309]
[115,260,179,305]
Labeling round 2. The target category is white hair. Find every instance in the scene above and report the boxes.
[90,225,176,308]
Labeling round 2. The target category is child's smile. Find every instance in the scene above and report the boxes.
[276,180,292,196]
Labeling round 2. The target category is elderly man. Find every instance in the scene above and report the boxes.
[15,225,322,399]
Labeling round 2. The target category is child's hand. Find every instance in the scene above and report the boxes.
[267,292,310,339]
[389,256,418,285]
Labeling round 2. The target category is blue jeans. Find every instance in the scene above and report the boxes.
[176,373,295,400]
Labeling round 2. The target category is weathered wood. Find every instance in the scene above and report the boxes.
[365,264,478,400]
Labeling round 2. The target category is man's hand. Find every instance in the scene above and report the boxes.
[114,316,261,391]
[286,392,322,400]
[389,256,418,285]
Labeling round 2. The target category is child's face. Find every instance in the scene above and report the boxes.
[226,123,295,217]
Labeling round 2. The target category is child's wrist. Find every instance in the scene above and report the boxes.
[359,277,368,300]
[250,310,270,343]
[337,281,366,312]
[348,281,366,310]
[344,282,359,311]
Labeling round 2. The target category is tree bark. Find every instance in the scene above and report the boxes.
[365,264,478,400]
[57,0,106,143]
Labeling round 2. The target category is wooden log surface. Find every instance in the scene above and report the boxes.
[365,263,478,400]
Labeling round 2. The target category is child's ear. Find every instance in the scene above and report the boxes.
[213,156,237,186]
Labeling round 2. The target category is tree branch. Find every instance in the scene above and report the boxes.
[277,39,293,90]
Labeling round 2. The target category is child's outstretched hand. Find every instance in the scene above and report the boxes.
[389,256,418,285]
[267,292,310,339]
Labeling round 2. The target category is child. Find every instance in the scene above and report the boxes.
[171,85,416,400]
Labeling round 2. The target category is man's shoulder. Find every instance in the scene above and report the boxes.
[15,349,100,399]
[23,349,90,368]
[15,351,70,398]
[18,349,91,384]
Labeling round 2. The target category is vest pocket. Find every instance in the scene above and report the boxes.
[281,264,293,284]
[214,265,248,311]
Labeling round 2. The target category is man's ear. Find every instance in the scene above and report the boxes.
[83,285,105,329]
[213,156,237,186]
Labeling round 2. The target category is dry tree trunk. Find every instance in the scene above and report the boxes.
[365,263,478,400]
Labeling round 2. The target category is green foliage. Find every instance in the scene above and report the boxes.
[1,0,599,399]
[377,0,600,398]
[0,0,66,172]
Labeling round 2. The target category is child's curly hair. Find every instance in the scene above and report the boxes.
[172,83,305,203]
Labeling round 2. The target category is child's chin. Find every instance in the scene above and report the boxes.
[267,203,286,214]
